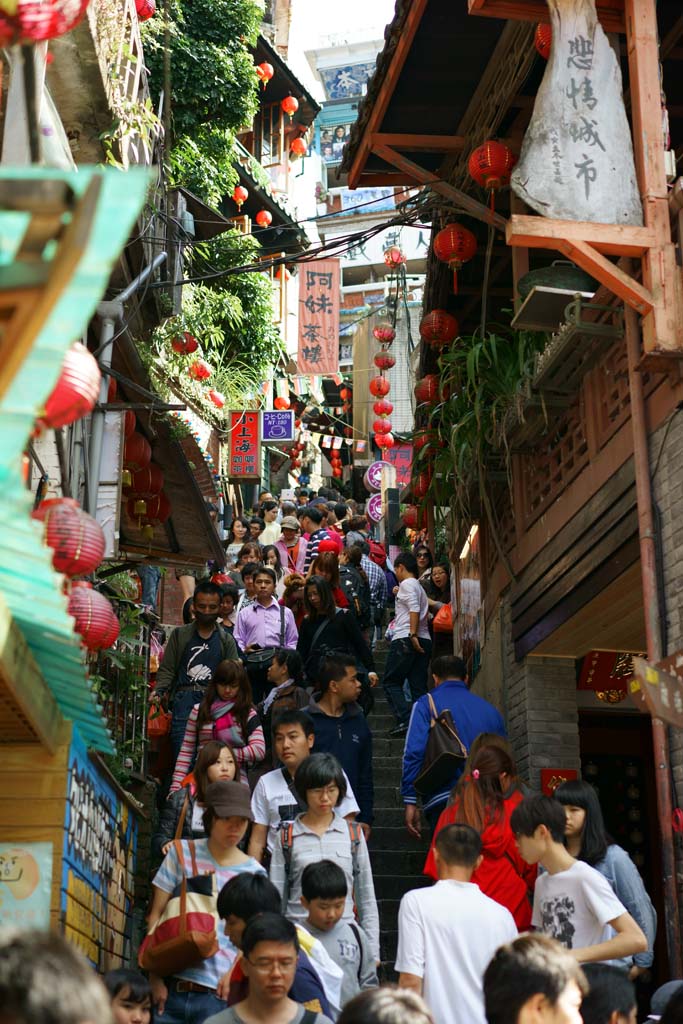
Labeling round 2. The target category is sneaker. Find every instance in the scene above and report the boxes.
[388,723,408,737]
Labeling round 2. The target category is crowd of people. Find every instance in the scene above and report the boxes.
[2,487,676,1024]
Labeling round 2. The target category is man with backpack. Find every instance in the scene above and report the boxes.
[153,580,240,760]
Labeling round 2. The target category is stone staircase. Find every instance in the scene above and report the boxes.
[367,646,431,979]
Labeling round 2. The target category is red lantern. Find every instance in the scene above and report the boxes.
[256,61,274,88]
[255,209,272,228]
[208,389,225,408]
[433,224,477,293]
[274,396,290,410]
[369,376,390,398]
[281,95,299,119]
[124,410,136,437]
[332,467,343,478]
[40,342,101,429]
[375,432,395,449]
[131,465,164,496]
[101,612,120,649]
[33,499,106,577]
[414,375,441,404]
[171,336,186,354]
[468,141,516,194]
[343,426,353,438]
[232,185,249,209]
[145,492,171,524]
[402,506,421,529]
[290,458,301,469]
[373,418,392,434]
[124,431,151,471]
[183,332,199,354]
[189,359,212,380]
[374,352,395,371]
[373,325,395,345]
[275,266,291,282]
[383,245,405,269]
[0,0,90,45]
[107,377,118,402]
[412,471,432,499]
[68,584,119,651]
[290,137,307,158]
[135,0,155,20]
[535,23,552,59]
[339,387,351,401]
[373,399,393,416]
[419,310,459,349]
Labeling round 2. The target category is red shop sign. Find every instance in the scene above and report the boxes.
[228,410,260,480]
[384,443,413,486]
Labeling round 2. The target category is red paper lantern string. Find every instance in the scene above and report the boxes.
[124,431,151,471]
[68,583,119,651]
[33,498,106,577]
[208,389,225,408]
[189,359,212,380]
[412,471,432,499]
[373,418,392,435]
[369,376,391,398]
[414,375,441,404]
[383,245,405,269]
[274,396,290,410]
[419,310,459,349]
[373,399,393,416]
[373,326,396,345]
[290,137,307,158]
[468,141,516,210]
[402,506,421,529]
[375,432,395,450]
[0,0,90,46]
[433,224,477,294]
[374,352,396,370]
[135,0,155,20]
[40,341,101,429]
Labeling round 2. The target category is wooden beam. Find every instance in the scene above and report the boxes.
[467,0,625,33]
[555,239,654,316]
[374,143,507,231]
[346,0,429,189]
[371,133,466,153]
[506,215,655,257]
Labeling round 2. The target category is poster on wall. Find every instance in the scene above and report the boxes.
[298,261,340,375]
[228,410,261,480]
[0,842,52,929]
[62,729,137,971]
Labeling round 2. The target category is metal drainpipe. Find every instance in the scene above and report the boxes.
[624,285,682,976]
[86,252,167,517]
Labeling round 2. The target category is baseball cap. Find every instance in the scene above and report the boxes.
[280,516,300,531]
[650,981,683,1018]
[204,781,253,820]
[317,538,339,553]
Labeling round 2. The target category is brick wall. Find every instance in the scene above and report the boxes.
[159,572,188,627]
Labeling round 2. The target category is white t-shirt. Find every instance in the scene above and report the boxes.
[533,860,626,953]
[393,577,430,639]
[395,880,517,1024]
[251,766,360,853]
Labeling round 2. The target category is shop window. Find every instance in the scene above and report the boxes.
[257,103,284,168]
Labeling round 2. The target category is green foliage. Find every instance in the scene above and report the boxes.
[169,128,239,208]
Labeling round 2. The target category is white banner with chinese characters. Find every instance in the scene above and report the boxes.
[511,0,643,226]
[298,260,340,375]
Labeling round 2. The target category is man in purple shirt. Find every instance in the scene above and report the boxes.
[233,566,298,701]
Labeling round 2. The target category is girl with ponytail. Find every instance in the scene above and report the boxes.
[423,744,537,929]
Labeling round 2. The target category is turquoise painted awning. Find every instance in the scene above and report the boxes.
[0,166,149,752]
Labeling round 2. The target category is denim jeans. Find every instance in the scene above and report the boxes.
[170,688,205,764]
[161,984,224,1024]
[382,636,432,726]
[138,564,162,610]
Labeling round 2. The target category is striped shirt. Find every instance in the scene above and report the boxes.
[303,528,330,575]
[170,705,265,792]
[361,555,388,609]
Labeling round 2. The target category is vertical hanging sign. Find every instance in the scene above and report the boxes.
[228,411,260,480]
[298,259,340,375]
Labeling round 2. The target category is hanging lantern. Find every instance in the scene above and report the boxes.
[144,491,171,524]
[33,499,106,577]
[68,583,119,651]
[189,359,212,380]
[375,432,395,449]
[274,396,290,410]
[124,410,136,437]
[256,61,274,89]
[468,141,516,205]
[232,185,249,209]
[135,0,155,20]
[343,426,353,438]
[383,245,406,269]
[402,506,421,529]
[412,471,432,499]
[414,375,441,404]
[374,352,395,371]
[534,23,552,59]
[0,0,90,46]
[373,325,396,345]
[290,137,307,158]
[281,95,299,120]
[373,419,392,435]
[123,431,151,471]
[107,377,118,403]
[133,498,147,517]
[413,429,440,451]
[373,399,393,416]
[40,342,101,430]
[419,310,459,349]
[339,387,351,401]
[208,389,225,408]
[183,332,199,354]
[131,465,164,497]
[369,376,391,398]
[332,467,343,478]
[100,612,121,649]
[433,224,477,293]
[275,266,291,282]
[171,335,186,354]
[255,209,272,228]
[121,468,132,488]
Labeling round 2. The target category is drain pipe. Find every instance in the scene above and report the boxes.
[86,252,167,517]
[625,282,682,976]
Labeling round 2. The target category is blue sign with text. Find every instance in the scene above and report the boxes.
[262,410,295,443]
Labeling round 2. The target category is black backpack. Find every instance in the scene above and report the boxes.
[340,566,372,629]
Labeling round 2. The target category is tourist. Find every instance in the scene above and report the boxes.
[301,860,378,1007]
[579,965,637,1024]
[236,543,263,574]
[269,752,380,963]
[281,572,308,628]
[104,969,152,1024]
[310,654,375,833]
[249,517,265,541]
[153,581,240,761]
[297,576,376,688]
[262,544,286,597]
[423,745,536,929]
[147,781,265,1024]
[338,989,434,1024]
[169,660,264,792]
[382,552,432,736]
[276,515,308,574]
[341,516,367,549]
[483,934,587,1024]
[257,648,311,764]
[509,795,647,963]
[155,739,237,856]
[204,914,333,1024]
[235,560,262,614]
[259,500,282,545]
[554,778,656,976]
[301,506,331,573]
[225,517,250,567]
[421,560,453,658]
[308,549,349,608]
[248,710,360,863]
[414,545,434,584]
[234,566,298,702]
[215,874,339,1017]
[396,824,517,1024]
[219,583,239,631]
[402,655,506,837]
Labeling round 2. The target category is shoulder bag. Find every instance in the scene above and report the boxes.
[413,693,468,796]
[242,605,286,671]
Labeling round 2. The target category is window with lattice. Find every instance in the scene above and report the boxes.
[521,397,589,528]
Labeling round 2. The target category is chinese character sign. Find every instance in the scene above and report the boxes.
[384,444,413,487]
[511,0,642,226]
[298,260,340,375]
[229,411,260,480]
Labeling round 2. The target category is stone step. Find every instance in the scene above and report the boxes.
[369,826,428,851]
[372,756,406,772]
[373,873,432,900]
[374,784,402,807]
[370,849,428,875]
[368,714,394,730]
[368,806,405,827]
[372,737,407,757]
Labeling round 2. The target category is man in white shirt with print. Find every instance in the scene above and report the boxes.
[248,709,360,863]
[382,551,432,737]
[396,823,518,1024]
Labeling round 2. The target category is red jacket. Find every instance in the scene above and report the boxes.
[423,788,536,930]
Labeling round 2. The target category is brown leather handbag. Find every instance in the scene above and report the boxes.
[414,693,468,796]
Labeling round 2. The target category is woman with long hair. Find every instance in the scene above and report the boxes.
[554,778,656,975]
[308,549,349,608]
[169,660,265,793]
[262,543,286,597]
[225,517,250,566]
[280,572,307,628]
[414,545,434,583]
[154,739,236,857]
[296,575,376,689]
[423,745,536,929]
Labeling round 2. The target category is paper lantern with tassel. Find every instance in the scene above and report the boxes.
[433,224,477,294]
[40,342,101,429]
